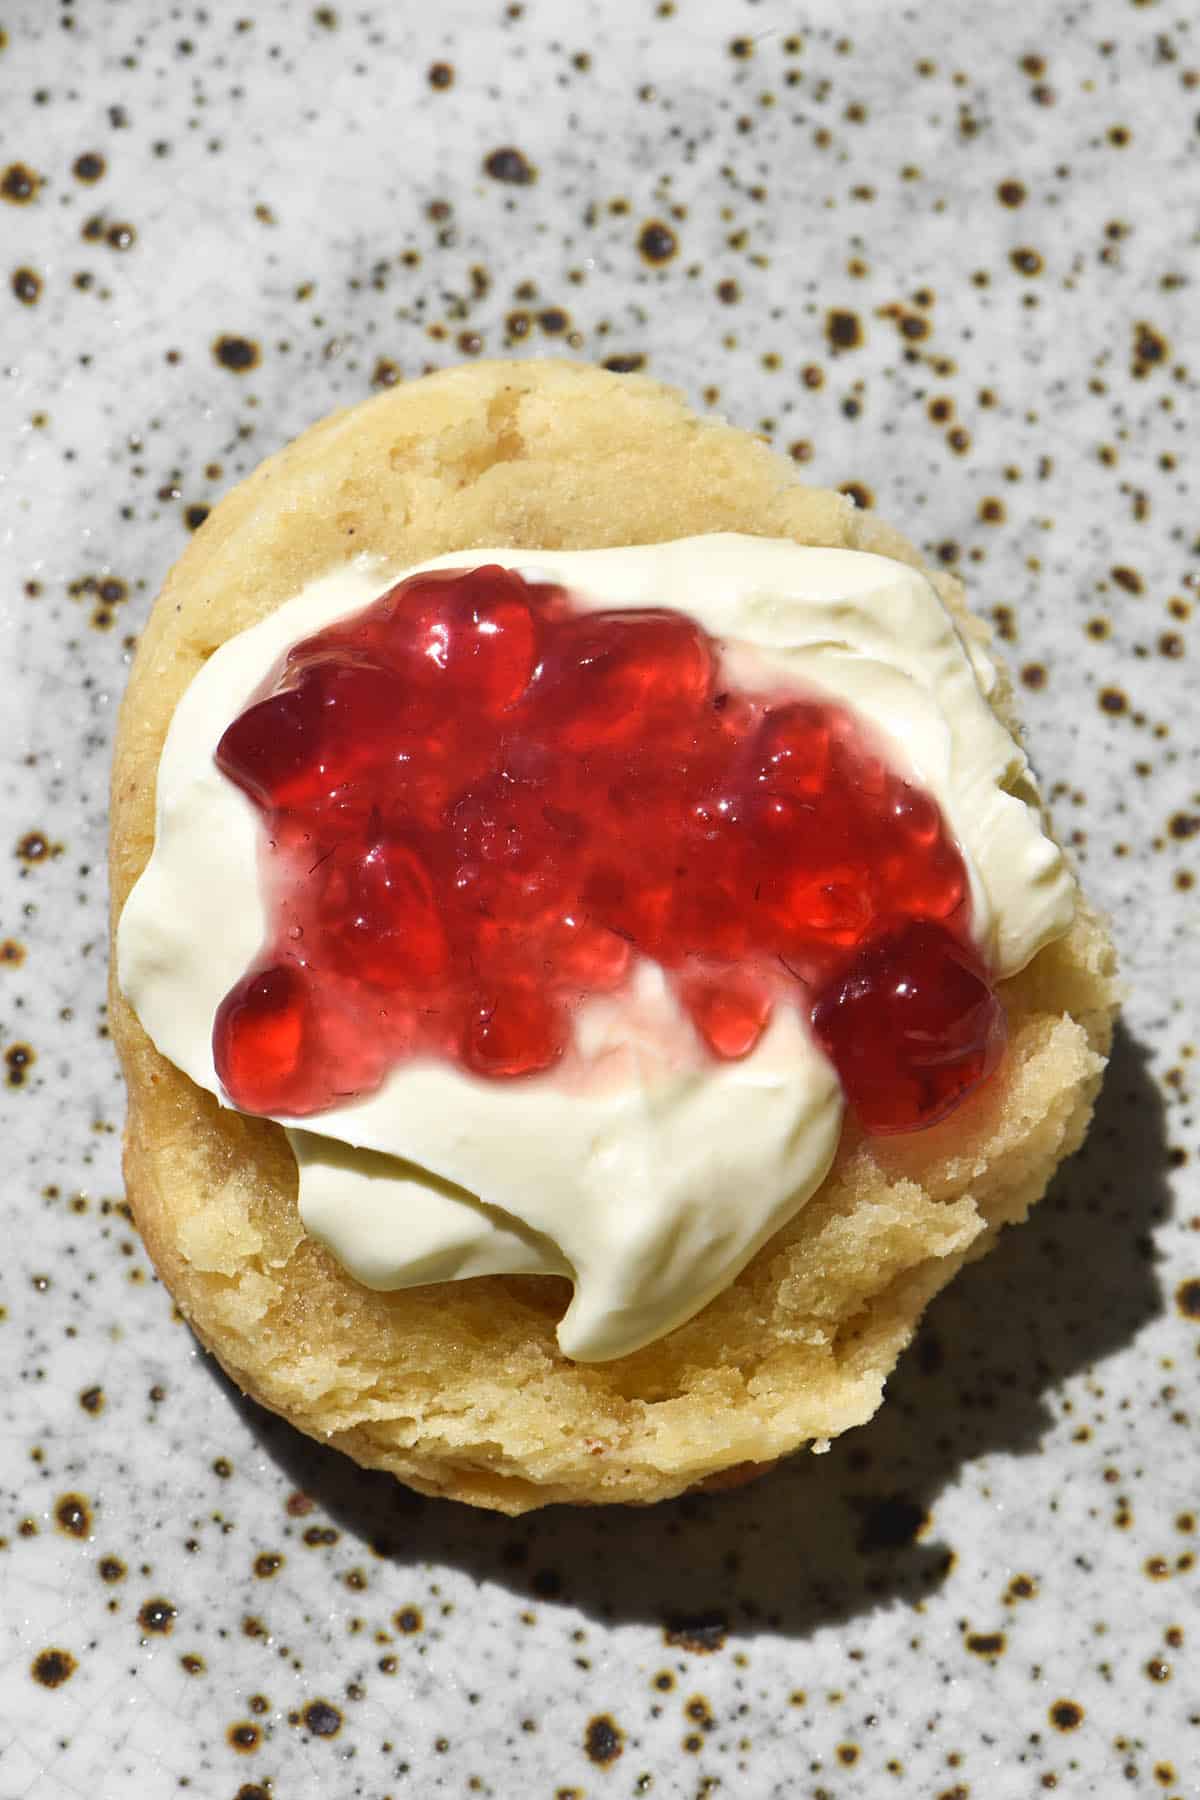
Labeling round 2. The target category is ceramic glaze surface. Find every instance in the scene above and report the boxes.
[2,2,1197,1795]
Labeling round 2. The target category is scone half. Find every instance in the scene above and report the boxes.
[109,359,1118,1513]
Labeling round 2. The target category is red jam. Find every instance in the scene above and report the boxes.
[214,563,1004,1130]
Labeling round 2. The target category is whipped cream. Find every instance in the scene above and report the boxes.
[118,535,1076,1360]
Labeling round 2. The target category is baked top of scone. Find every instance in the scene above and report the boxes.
[109,359,1118,1513]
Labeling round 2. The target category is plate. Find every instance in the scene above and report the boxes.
[3,2,1195,1793]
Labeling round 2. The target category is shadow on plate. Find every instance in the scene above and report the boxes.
[222,1019,1171,1641]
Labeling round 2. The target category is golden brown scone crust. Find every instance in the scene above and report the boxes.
[109,359,1118,1514]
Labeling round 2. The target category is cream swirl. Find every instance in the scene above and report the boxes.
[118,536,1075,1360]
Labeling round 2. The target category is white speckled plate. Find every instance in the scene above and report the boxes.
[3,2,1197,1795]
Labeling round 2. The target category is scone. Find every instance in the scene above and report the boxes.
[108,359,1117,1513]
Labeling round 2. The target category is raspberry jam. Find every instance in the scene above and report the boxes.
[214,563,1004,1130]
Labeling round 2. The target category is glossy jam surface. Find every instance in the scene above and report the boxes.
[811,919,1004,1133]
[213,564,1004,1129]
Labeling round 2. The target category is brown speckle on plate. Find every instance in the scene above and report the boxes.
[137,1597,176,1635]
[1,162,41,204]
[584,1714,624,1766]
[483,146,536,185]
[302,1699,343,1737]
[31,1648,77,1688]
